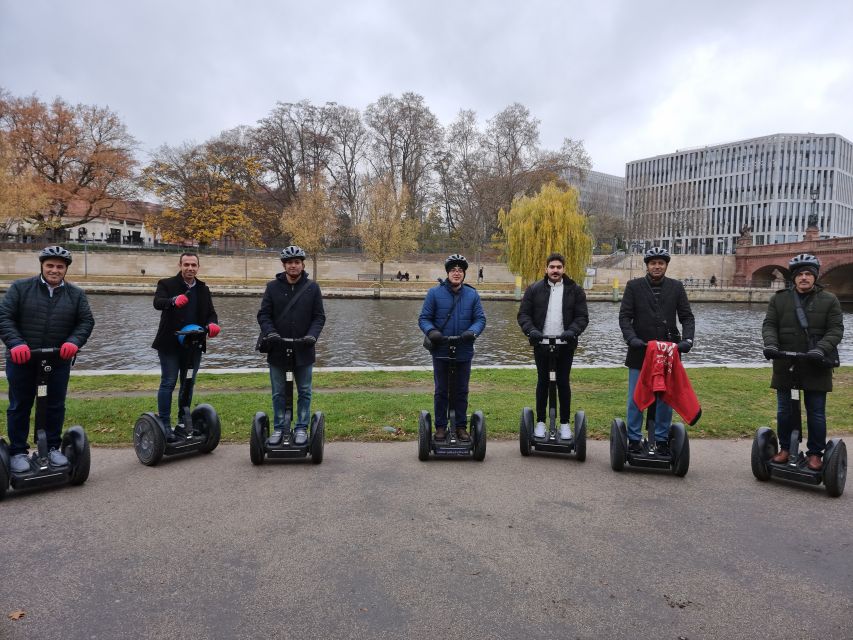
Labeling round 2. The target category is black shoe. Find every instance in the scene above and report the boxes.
[628,440,644,454]
[655,441,671,457]
[172,426,189,440]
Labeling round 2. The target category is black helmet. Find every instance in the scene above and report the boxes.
[643,247,671,264]
[280,245,306,260]
[788,253,820,277]
[39,245,72,265]
[444,254,469,272]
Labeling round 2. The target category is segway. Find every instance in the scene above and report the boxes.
[751,351,846,497]
[519,336,586,461]
[0,348,90,500]
[250,336,324,464]
[133,325,221,466]
[418,335,486,461]
[610,403,690,476]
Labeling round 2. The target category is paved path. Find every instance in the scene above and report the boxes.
[2,441,851,639]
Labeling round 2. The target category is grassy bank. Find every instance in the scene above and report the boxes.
[1,367,851,446]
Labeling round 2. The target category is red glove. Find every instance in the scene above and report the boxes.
[10,344,31,365]
[207,323,221,338]
[60,342,79,360]
[173,294,189,308]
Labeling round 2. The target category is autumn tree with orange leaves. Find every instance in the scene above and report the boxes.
[0,90,137,239]
[281,174,338,277]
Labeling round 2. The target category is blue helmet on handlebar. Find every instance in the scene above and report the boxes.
[177,324,204,345]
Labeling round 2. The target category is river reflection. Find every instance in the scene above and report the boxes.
[86,296,852,370]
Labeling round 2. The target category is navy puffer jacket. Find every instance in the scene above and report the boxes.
[0,276,95,352]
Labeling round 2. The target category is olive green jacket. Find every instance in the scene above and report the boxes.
[761,284,844,392]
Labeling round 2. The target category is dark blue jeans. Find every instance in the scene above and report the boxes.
[776,389,827,457]
[432,357,472,429]
[269,363,313,429]
[157,348,201,428]
[5,356,71,455]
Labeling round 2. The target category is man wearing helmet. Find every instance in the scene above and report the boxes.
[762,254,844,470]
[0,246,94,472]
[517,252,589,440]
[257,245,326,445]
[618,247,695,455]
[418,254,486,441]
[152,252,220,440]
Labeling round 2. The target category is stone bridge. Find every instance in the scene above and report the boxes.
[733,231,853,301]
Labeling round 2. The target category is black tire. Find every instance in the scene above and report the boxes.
[250,412,267,466]
[670,423,690,477]
[193,404,221,454]
[0,439,8,501]
[824,439,847,498]
[751,427,776,481]
[310,412,325,465]
[133,413,166,466]
[574,410,587,462]
[62,426,91,486]
[519,408,533,457]
[472,411,486,461]
[418,410,431,461]
[610,419,626,471]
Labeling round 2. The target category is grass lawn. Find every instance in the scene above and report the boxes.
[1,367,851,446]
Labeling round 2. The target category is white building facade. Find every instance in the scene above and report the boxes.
[625,133,853,255]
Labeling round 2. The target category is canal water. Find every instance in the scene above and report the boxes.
[82,296,853,370]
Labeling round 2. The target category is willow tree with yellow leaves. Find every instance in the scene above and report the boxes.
[281,174,338,278]
[499,181,593,284]
[357,177,418,283]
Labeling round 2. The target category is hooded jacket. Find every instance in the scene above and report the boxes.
[418,279,486,362]
[761,283,843,392]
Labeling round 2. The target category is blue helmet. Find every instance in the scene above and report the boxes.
[177,324,204,345]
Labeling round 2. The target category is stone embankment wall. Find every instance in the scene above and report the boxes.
[0,250,734,287]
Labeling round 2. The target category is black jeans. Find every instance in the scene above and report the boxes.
[432,357,472,429]
[534,345,574,424]
[5,356,71,455]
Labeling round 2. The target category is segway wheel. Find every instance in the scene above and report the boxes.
[751,427,777,481]
[824,439,847,498]
[193,404,221,454]
[62,426,91,486]
[0,439,8,501]
[610,419,626,471]
[574,410,587,462]
[250,412,268,466]
[133,413,166,466]
[519,408,533,457]
[472,411,487,461]
[309,412,325,465]
[669,422,690,477]
[418,410,432,461]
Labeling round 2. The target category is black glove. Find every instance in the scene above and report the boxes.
[629,337,647,350]
[806,347,824,362]
[428,330,443,344]
[763,345,781,360]
[303,335,317,345]
[265,331,281,343]
[677,339,693,354]
[460,330,476,343]
[528,329,544,346]
[559,330,577,344]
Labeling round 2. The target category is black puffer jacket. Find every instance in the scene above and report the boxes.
[0,276,95,351]
[761,284,843,392]
[517,275,589,344]
[257,271,326,367]
[618,275,695,369]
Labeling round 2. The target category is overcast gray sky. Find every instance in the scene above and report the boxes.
[2,0,851,176]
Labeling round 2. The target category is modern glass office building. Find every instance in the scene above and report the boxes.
[625,133,853,254]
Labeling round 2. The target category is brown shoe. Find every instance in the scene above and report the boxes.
[434,427,447,441]
[771,450,789,464]
[455,427,471,442]
[807,454,822,471]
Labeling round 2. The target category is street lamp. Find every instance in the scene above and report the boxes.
[809,186,820,229]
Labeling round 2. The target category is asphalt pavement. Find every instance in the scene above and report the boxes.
[1,440,851,639]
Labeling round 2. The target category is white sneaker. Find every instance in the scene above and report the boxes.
[560,423,572,440]
[534,422,546,438]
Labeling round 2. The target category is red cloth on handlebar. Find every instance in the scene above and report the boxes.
[633,340,701,426]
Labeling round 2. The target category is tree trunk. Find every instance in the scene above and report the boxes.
[379,261,384,283]
[312,255,319,280]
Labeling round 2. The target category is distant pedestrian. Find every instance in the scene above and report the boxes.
[709,274,717,287]
[477,267,484,284]
[404,272,410,281]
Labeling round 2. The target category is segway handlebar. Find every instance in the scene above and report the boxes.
[435,334,477,345]
[537,336,569,345]
[175,327,209,337]
[265,336,314,344]
[769,350,809,360]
